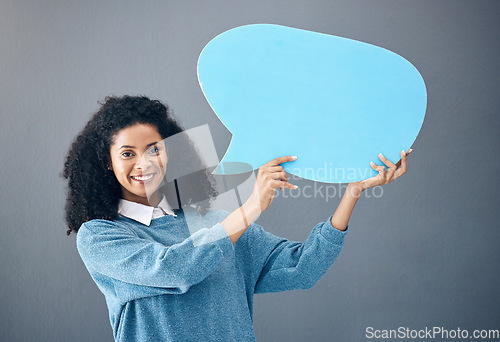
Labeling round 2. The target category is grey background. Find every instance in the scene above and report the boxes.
[1,0,499,341]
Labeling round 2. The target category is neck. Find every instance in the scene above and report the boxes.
[147,192,162,207]
[122,191,162,207]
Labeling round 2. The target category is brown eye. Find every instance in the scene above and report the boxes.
[121,152,134,158]
[148,146,161,155]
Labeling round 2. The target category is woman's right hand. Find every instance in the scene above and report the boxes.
[247,156,298,213]
[221,156,298,244]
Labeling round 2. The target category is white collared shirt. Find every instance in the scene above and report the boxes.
[118,196,177,226]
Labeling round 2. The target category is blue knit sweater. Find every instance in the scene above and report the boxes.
[76,208,348,341]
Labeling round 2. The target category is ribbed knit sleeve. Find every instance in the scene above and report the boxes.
[250,216,347,294]
[76,219,233,294]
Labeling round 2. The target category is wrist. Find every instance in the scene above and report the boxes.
[346,183,364,198]
[242,197,262,221]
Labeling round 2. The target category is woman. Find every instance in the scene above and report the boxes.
[63,95,410,341]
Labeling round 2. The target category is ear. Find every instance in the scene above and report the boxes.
[107,163,113,171]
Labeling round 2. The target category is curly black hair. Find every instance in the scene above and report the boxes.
[62,95,218,235]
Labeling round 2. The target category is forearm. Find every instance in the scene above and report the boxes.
[330,183,363,231]
[221,197,261,244]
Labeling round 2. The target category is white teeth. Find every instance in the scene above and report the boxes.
[132,174,153,181]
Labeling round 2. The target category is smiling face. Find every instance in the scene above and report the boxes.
[109,123,168,206]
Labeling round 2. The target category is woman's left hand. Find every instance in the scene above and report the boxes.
[353,149,412,192]
[330,149,412,231]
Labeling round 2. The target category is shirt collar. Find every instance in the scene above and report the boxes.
[118,196,177,226]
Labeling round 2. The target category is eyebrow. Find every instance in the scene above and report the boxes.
[118,141,161,149]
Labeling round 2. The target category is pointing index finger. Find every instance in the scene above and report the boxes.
[266,155,297,167]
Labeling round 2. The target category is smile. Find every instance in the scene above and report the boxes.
[131,173,156,182]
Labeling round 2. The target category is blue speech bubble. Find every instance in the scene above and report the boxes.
[198,24,427,183]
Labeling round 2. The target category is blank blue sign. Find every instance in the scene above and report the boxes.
[198,24,427,183]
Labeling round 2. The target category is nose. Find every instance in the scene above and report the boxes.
[135,153,153,170]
